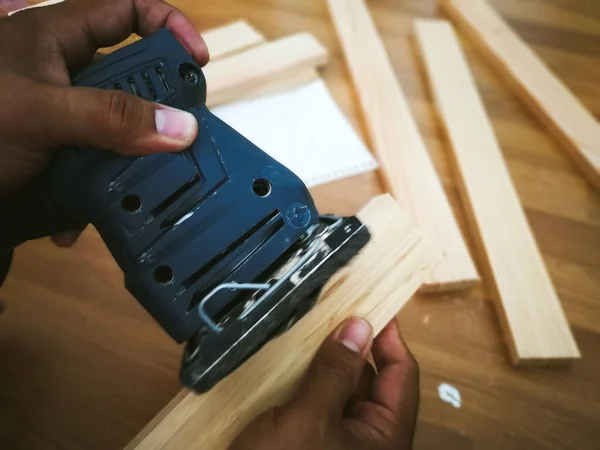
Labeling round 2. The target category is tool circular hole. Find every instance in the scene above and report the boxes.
[154,265,174,285]
[178,63,201,86]
[252,179,272,197]
[121,194,142,213]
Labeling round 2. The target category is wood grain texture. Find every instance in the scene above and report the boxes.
[327,0,479,292]
[125,194,431,450]
[440,0,600,192]
[205,33,328,107]
[413,19,580,365]
[1,1,600,449]
[201,20,265,61]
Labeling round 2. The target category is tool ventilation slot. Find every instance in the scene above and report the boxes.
[106,63,173,102]
[160,177,227,230]
[127,77,141,97]
[152,174,201,220]
[155,65,171,93]
[185,210,284,313]
[142,70,158,101]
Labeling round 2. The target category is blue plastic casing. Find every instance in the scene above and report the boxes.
[0,29,319,343]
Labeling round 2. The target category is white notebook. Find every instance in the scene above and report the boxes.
[212,78,378,188]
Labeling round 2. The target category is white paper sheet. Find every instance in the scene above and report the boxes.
[212,78,378,188]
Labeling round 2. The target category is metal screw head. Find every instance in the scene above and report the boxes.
[184,70,200,86]
[285,202,312,229]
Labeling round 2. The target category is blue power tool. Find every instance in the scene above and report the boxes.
[0,29,370,392]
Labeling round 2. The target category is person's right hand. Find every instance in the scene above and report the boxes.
[229,318,420,450]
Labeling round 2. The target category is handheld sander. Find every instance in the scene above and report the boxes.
[0,29,370,393]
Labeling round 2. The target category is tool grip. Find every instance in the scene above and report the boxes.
[0,29,319,344]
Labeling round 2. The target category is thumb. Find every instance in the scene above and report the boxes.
[44,85,197,155]
[290,317,373,419]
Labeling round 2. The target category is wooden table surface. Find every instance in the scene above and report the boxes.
[1,0,599,449]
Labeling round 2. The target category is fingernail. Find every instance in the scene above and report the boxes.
[336,317,373,354]
[155,108,196,141]
[51,230,81,248]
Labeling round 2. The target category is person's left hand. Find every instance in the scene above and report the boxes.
[229,317,420,450]
[0,0,209,244]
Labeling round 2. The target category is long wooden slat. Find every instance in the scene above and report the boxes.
[326,0,478,292]
[440,0,600,192]
[202,20,266,60]
[125,194,431,450]
[205,33,327,107]
[413,19,580,365]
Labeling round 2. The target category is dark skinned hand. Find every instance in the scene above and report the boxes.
[229,317,420,450]
[0,0,209,244]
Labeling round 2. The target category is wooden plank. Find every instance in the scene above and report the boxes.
[326,0,478,292]
[205,33,328,107]
[212,67,320,106]
[125,194,431,450]
[440,0,600,192]
[413,19,580,364]
[202,20,266,61]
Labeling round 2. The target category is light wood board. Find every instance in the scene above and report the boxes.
[202,20,266,61]
[440,0,600,192]
[326,0,478,292]
[205,33,328,108]
[125,194,431,449]
[413,19,580,365]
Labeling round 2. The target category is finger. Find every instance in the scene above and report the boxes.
[345,360,376,414]
[229,409,285,450]
[40,0,208,69]
[289,317,373,419]
[51,229,83,248]
[370,319,420,439]
[42,84,197,155]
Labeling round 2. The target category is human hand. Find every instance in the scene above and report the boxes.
[0,0,208,243]
[229,317,420,450]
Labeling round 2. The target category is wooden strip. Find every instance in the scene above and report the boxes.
[125,194,431,450]
[413,19,580,364]
[202,20,266,61]
[205,33,328,108]
[440,0,600,192]
[326,0,478,292]
[213,68,320,106]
